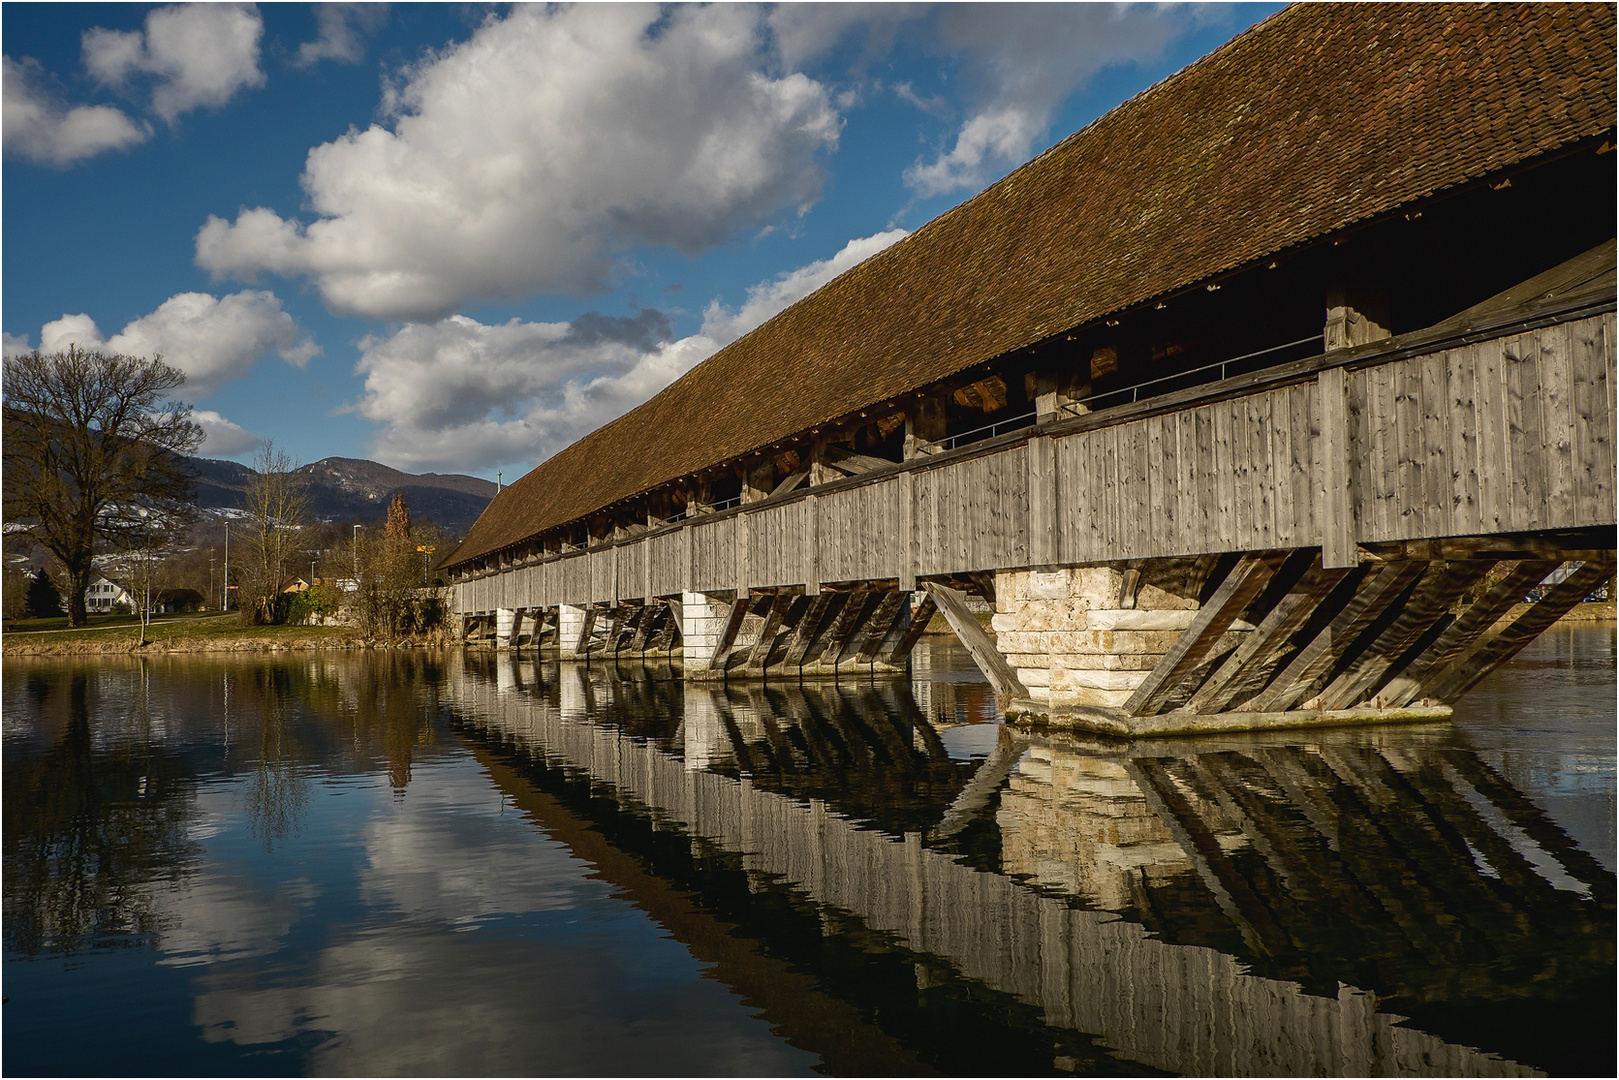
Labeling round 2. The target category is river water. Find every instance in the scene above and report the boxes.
[3,627,1613,1077]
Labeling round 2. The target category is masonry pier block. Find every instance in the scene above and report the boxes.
[494,607,518,649]
[556,604,590,660]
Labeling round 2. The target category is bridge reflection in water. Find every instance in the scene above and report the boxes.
[450,649,1612,1078]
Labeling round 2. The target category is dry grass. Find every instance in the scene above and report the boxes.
[3,616,365,655]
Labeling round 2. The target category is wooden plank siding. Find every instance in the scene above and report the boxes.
[453,314,1617,614]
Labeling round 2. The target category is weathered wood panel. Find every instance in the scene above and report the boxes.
[690,517,736,594]
[453,313,1617,618]
[819,480,901,584]
[647,530,684,598]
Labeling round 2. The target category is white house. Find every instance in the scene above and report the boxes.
[85,575,135,614]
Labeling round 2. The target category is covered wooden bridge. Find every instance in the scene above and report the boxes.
[442,4,1617,735]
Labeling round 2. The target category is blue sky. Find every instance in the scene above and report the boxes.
[3,2,1279,481]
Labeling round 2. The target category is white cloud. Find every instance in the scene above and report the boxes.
[1,332,31,358]
[193,410,260,455]
[295,3,389,68]
[82,3,264,123]
[904,5,1225,197]
[699,228,908,345]
[767,4,927,71]
[352,230,906,473]
[39,313,107,353]
[2,55,149,166]
[16,291,316,399]
[195,4,841,320]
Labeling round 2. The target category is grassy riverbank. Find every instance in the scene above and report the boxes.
[1,612,427,655]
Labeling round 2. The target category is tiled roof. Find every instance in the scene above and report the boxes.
[446,2,1617,570]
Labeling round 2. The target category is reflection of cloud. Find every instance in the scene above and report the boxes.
[151,788,320,968]
[171,756,810,1074]
[356,765,594,923]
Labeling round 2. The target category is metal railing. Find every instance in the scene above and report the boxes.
[940,410,1038,450]
[933,333,1326,451]
[1060,333,1324,416]
[666,494,741,523]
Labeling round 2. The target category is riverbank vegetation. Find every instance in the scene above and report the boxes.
[2,611,454,655]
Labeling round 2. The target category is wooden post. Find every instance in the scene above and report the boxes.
[741,459,773,504]
[1318,367,1356,569]
[1324,283,1390,351]
[1027,436,1057,568]
[805,495,820,593]
[904,396,947,459]
[1034,364,1090,422]
[923,582,1029,705]
[898,471,916,591]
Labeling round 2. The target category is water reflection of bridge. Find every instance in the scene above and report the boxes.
[450,653,1614,1077]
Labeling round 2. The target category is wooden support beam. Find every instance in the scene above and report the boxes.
[854,591,908,665]
[878,593,938,667]
[1126,757,1291,958]
[1425,556,1615,702]
[1124,553,1284,717]
[783,591,839,668]
[904,396,947,460]
[649,601,679,653]
[816,590,877,668]
[1185,555,1351,714]
[741,459,774,504]
[931,727,1030,840]
[1381,560,1561,707]
[1314,560,1492,710]
[823,444,893,476]
[923,581,1029,705]
[1324,282,1390,351]
[769,461,811,498]
[743,592,795,674]
[628,603,659,654]
[1245,560,1427,713]
[709,592,752,671]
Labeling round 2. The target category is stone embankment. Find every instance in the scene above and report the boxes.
[2,627,450,657]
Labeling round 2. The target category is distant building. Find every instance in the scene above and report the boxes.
[85,575,135,613]
[154,588,205,614]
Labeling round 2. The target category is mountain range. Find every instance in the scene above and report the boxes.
[189,456,497,534]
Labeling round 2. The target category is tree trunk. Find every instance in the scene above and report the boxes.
[66,568,90,627]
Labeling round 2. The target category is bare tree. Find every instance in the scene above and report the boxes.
[2,347,202,626]
[240,441,311,624]
[129,503,189,644]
